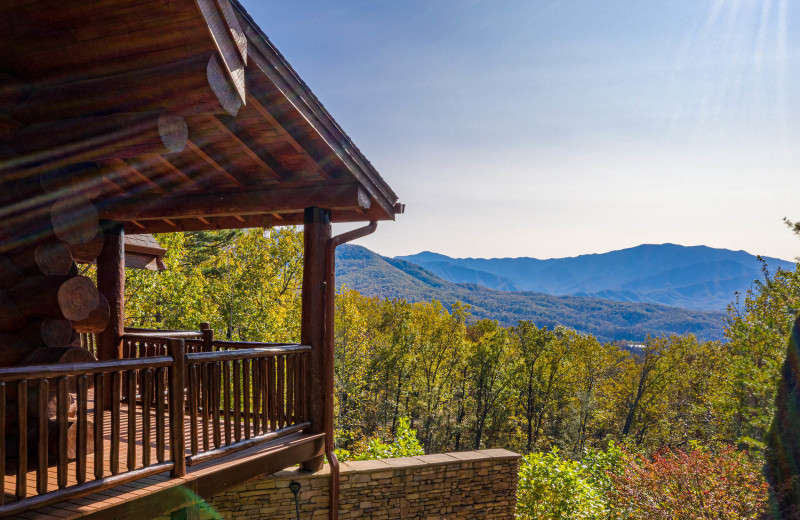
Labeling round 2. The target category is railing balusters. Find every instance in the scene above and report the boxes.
[223,361,231,446]
[201,364,210,452]
[156,367,166,463]
[189,364,198,456]
[111,372,121,475]
[77,375,88,485]
[94,373,104,480]
[233,360,241,443]
[212,362,221,449]
[16,379,27,499]
[277,356,285,429]
[37,379,48,495]
[57,377,68,488]
[268,357,277,431]
[252,358,261,435]
[142,369,153,467]
[286,355,294,425]
[243,358,250,440]
[0,335,309,516]
[261,358,269,433]
[127,370,136,471]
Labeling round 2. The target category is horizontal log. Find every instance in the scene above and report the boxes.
[39,162,105,200]
[15,54,240,121]
[0,111,22,140]
[0,256,26,289]
[0,292,25,332]
[33,241,76,276]
[19,346,97,366]
[6,275,99,321]
[0,72,29,109]
[101,184,371,221]
[51,194,99,246]
[72,294,110,333]
[67,229,104,263]
[0,320,73,355]
[10,111,188,163]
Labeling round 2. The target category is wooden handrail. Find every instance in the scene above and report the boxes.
[0,356,172,382]
[211,340,302,349]
[185,345,310,363]
[124,327,201,334]
[186,422,310,466]
[122,331,201,340]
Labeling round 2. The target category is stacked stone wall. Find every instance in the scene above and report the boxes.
[199,449,519,519]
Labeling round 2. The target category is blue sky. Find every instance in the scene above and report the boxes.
[242,0,800,261]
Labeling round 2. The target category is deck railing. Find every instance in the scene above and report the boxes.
[0,350,182,516]
[185,345,310,465]
[0,331,311,516]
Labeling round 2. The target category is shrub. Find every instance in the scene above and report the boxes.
[336,418,424,462]
[607,446,769,520]
[516,448,609,520]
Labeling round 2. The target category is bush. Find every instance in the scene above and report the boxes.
[607,446,769,520]
[336,418,424,461]
[516,448,609,520]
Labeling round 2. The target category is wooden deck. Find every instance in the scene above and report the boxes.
[13,432,324,520]
[4,394,324,519]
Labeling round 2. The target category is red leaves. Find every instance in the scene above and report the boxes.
[607,446,769,520]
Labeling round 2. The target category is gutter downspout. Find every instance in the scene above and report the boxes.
[325,221,378,520]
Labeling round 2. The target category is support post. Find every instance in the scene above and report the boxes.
[96,221,124,409]
[168,338,186,477]
[200,322,214,352]
[300,207,330,472]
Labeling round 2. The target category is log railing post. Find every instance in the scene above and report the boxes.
[167,338,186,477]
[300,207,330,472]
[200,323,214,352]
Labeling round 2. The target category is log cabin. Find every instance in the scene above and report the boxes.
[0,0,402,518]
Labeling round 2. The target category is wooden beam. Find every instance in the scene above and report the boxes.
[247,97,328,180]
[10,111,187,164]
[300,208,330,472]
[185,140,242,186]
[148,155,202,191]
[196,0,246,105]
[208,115,285,182]
[12,54,241,122]
[100,184,370,221]
[122,214,272,234]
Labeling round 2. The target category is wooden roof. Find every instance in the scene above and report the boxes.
[0,0,402,238]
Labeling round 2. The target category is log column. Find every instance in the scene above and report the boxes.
[96,222,124,363]
[300,207,330,472]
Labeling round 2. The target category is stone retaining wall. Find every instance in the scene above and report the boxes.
[198,449,520,519]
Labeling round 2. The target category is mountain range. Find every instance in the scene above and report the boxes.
[396,244,794,311]
[333,244,770,343]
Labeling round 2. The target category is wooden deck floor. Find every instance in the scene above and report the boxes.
[3,395,324,519]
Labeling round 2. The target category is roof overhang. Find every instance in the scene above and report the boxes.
[0,0,402,245]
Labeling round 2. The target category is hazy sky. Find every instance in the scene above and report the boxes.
[241,0,800,261]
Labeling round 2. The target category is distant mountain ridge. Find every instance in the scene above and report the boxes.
[335,245,726,343]
[396,244,795,311]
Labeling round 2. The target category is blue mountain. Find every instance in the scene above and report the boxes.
[335,244,727,342]
[396,244,795,311]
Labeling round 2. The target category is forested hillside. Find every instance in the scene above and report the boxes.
[397,244,794,310]
[336,244,725,342]
[120,227,800,517]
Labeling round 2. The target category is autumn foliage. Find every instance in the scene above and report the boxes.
[607,447,769,520]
